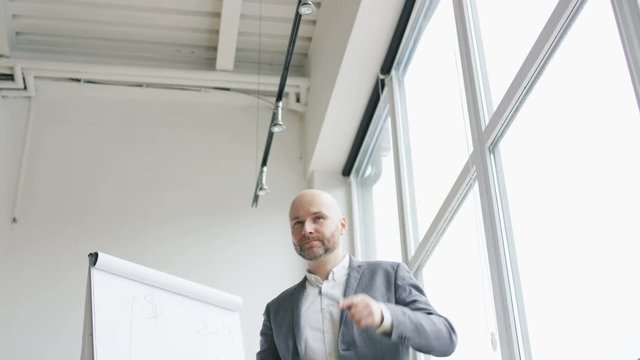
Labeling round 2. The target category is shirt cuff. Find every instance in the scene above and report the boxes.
[376,303,393,334]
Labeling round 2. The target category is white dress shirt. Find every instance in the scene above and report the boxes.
[298,255,394,359]
[299,255,350,360]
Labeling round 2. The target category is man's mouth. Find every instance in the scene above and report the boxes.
[303,240,319,246]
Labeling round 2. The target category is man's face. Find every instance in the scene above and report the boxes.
[289,192,346,261]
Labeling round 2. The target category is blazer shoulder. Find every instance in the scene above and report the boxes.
[358,259,404,271]
[267,277,305,307]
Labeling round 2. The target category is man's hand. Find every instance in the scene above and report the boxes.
[339,294,383,329]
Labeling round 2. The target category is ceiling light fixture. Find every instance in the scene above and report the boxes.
[256,166,270,196]
[298,0,316,16]
[270,101,285,133]
[252,0,307,208]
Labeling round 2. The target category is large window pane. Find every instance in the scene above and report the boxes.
[402,0,472,243]
[495,1,640,359]
[353,115,403,262]
[422,183,501,360]
[474,0,556,112]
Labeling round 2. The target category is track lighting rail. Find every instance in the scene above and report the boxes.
[251,0,315,207]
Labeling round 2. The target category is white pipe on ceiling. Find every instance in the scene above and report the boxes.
[0,58,309,112]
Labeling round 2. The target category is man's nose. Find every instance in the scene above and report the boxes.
[302,220,315,234]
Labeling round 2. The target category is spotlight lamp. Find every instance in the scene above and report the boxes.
[298,0,316,16]
[256,166,270,196]
[270,101,285,133]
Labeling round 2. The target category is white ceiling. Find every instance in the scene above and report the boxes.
[0,0,405,176]
[1,0,320,75]
[0,0,322,104]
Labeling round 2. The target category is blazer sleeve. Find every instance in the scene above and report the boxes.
[386,262,457,357]
[256,303,281,360]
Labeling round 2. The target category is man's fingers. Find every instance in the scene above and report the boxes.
[338,294,362,309]
[338,294,382,329]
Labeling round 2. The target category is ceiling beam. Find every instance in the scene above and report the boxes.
[0,0,12,55]
[216,0,242,71]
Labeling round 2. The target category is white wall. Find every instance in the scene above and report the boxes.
[0,80,308,359]
[304,0,404,174]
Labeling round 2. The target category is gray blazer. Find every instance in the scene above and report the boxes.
[257,256,457,359]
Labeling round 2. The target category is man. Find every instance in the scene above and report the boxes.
[257,189,456,359]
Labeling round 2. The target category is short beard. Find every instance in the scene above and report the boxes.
[295,240,333,261]
[295,227,341,261]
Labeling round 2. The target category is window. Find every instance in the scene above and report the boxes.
[350,0,640,358]
[494,1,640,358]
[474,1,557,114]
[401,0,472,244]
[422,183,501,360]
[352,105,403,262]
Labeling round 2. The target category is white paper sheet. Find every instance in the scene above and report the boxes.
[83,251,245,360]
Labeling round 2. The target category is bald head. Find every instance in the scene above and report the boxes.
[288,189,347,262]
[289,189,343,221]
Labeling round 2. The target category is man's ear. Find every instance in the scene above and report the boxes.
[340,216,348,233]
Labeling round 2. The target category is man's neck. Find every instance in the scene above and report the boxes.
[307,250,346,280]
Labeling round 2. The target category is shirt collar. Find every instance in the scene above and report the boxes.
[305,255,350,286]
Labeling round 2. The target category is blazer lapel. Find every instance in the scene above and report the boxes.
[291,277,306,359]
[340,256,364,325]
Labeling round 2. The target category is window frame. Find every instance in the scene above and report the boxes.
[350,89,394,261]
[349,0,640,359]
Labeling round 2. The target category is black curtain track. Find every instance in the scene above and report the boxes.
[341,0,417,177]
